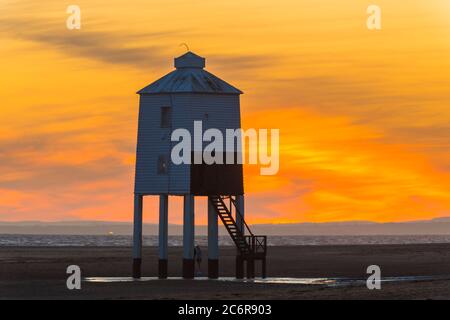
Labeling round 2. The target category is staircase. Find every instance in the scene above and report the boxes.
[209,195,267,278]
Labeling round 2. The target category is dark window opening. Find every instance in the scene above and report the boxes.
[161,107,171,128]
[157,155,168,175]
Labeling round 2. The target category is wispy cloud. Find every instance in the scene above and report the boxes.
[0,17,171,68]
[0,15,275,75]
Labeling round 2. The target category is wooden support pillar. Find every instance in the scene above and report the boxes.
[132,194,143,278]
[235,195,245,234]
[158,195,168,279]
[236,255,244,279]
[262,258,267,279]
[246,257,255,279]
[208,197,219,279]
[183,195,195,279]
[235,195,245,279]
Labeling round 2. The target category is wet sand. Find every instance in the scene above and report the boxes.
[1,244,449,299]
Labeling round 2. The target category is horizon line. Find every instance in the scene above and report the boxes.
[1,216,449,225]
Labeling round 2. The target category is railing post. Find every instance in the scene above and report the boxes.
[262,236,267,278]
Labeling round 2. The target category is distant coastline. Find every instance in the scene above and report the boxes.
[0,217,449,236]
[1,234,450,247]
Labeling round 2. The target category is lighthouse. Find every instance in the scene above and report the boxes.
[132,52,266,279]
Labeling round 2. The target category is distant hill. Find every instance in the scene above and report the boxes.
[0,217,449,235]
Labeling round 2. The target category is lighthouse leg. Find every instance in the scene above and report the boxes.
[262,257,267,279]
[235,195,245,233]
[247,256,255,279]
[132,194,143,278]
[158,195,169,279]
[183,195,195,279]
[208,197,219,279]
[236,255,244,279]
[235,195,245,279]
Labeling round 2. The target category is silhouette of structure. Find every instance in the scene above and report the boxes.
[132,52,266,279]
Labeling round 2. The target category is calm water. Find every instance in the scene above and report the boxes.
[1,234,450,247]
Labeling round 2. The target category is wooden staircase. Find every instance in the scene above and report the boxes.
[209,195,267,278]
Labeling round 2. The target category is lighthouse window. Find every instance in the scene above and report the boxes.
[157,155,168,174]
[160,107,171,128]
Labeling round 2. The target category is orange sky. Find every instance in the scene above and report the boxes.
[1,0,450,224]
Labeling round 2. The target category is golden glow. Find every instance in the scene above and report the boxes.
[1,0,450,224]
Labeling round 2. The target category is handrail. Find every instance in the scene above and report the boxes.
[228,196,254,237]
[212,196,267,257]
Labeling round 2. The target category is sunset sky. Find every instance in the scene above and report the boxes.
[1,0,450,224]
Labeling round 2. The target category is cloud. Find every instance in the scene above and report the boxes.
[241,108,450,223]
[0,15,275,76]
[0,130,131,190]
[0,124,135,221]
[206,54,277,78]
[0,16,172,68]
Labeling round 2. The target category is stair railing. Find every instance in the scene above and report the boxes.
[226,196,267,255]
[213,196,267,256]
[227,196,254,237]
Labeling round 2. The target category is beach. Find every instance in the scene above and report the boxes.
[1,244,449,299]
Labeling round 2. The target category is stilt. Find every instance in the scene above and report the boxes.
[132,194,143,278]
[236,255,244,279]
[262,258,267,279]
[235,195,245,234]
[247,257,255,279]
[183,195,195,279]
[235,195,246,279]
[158,195,168,279]
[208,197,219,279]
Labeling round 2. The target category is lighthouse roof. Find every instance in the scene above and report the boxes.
[137,52,243,95]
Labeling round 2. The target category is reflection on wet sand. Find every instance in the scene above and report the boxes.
[84,275,449,287]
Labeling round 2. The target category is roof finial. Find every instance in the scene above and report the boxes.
[179,43,190,53]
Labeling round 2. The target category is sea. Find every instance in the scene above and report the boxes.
[1,234,450,247]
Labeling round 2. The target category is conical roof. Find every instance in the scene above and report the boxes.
[137,52,243,95]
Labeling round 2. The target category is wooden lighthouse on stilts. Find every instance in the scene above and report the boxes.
[132,52,267,280]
